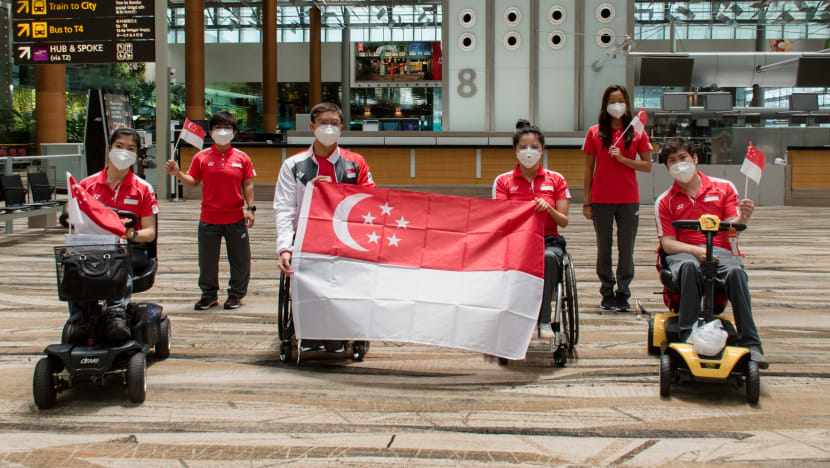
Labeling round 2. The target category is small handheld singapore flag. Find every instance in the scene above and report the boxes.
[291,182,547,360]
[179,118,205,149]
[740,141,766,184]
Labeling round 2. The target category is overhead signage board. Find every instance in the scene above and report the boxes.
[12,0,155,65]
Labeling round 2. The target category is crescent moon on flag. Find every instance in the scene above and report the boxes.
[332,193,373,251]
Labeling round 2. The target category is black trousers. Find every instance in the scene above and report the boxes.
[197,220,251,300]
[539,236,565,324]
[591,203,639,301]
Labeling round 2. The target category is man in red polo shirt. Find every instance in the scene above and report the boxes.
[654,137,766,366]
[166,111,256,310]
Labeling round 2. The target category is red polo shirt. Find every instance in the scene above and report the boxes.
[80,167,160,230]
[655,172,741,250]
[493,165,570,236]
[187,144,256,224]
[582,124,652,204]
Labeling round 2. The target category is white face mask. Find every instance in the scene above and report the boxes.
[669,161,696,183]
[211,128,234,145]
[109,148,137,171]
[314,125,340,147]
[607,102,626,119]
[516,148,542,168]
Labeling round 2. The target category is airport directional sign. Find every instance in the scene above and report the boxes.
[12,0,155,64]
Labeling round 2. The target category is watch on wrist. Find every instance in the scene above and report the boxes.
[246,206,256,212]
[130,229,138,240]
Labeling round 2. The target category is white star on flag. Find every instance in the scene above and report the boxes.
[380,202,394,215]
[395,216,409,230]
[362,212,376,224]
[367,231,380,244]
[387,233,401,247]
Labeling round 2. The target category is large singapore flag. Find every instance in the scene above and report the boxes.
[291,182,546,360]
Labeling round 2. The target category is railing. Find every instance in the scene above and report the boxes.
[2,152,86,234]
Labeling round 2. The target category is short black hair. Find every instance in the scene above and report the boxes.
[512,119,545,147]
[109,127,141,150]
[310,102,344,124]
[209,110,238,131]
[658,137,697,165]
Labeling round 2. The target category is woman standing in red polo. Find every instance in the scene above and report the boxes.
[582,85,652,312]
[166,111,256,311]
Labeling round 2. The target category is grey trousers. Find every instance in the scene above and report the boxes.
[539,243,565,324]
[197,220,251,300]
[591,203,639,300]
[666,247,762,348]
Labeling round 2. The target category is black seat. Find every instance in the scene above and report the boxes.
[131,215,158,294]
[0,174,36,212]
[27,170,65,207]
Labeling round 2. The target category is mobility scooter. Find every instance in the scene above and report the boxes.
[648,214,760,404]
[33,211,170,408]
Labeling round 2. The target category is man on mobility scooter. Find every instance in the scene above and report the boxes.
[652,138,768,397]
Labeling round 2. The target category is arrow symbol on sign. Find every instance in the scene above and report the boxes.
[17,23,30,38]
[18,46,31,60]
[16,1,29,14]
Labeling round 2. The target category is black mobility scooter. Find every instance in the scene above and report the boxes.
[33,212,171,409]
[648,214,760,404]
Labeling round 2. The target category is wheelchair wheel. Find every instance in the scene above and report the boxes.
[61,322,69,345]
[277,272,294,342]
[746,360,760,404]
[33,358,57,409]
[351,341,369,361]
[155,317,171,359]
[279,340,294,363]
[564,255,579,348]
[127,353,147,403]
[553,346,567,367]
[647,317,660,355]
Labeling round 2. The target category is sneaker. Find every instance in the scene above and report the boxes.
[194,297,219,310]
[747,345,770,369]
[223,296,242,309]
[104,307,131,344]
[538,322,555,339]
[324,341,346,353]
[615,296,631,312]
[600,295,616,310]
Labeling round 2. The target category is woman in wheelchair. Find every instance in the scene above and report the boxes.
[65,127,160,345]
[493,119,570,339]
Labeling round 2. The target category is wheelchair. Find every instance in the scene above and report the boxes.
[498,250,579,367]
[33,211,171,409]
[646,215,760,404]
[277,271,369,364]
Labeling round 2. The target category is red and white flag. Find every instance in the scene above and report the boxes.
[179,118,205,149]
[613,108,648,147]
[631,108,648,137]
[740,141,765,184]
[291,182,547,360]
[67,173,126,237]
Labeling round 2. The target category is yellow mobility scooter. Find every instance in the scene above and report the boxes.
[648,214,760,404]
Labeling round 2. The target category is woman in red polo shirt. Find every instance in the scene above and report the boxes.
[493,119,570,339]
[581,84,652,312]
[166,111,256,311]
[65,127,160,344]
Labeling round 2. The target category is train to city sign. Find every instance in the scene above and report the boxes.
[12,0,155,65]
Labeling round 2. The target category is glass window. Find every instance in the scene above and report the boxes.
[205,30,218,43]
[240,28,260,43]
[220,30,238,43]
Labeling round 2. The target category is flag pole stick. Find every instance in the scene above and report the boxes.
[170,137,182,202]
[744,175,749,200]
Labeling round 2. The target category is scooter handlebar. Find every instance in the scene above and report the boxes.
[671,220,747,232]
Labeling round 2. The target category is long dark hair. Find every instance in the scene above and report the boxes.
[598,84,633,149]
[512,119,545,148]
